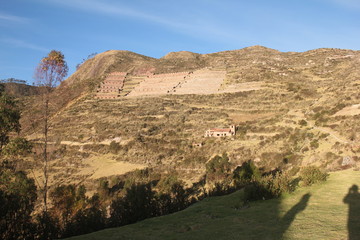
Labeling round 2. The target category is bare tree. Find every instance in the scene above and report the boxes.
[34,50,68,212]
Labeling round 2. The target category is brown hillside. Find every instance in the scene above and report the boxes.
[20,46,360,192]
[3,82,41,97]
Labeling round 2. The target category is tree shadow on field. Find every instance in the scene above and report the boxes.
[343,185,360,240]
[269,193,311,239]
[279,193,311,235]
[240,192,311,240]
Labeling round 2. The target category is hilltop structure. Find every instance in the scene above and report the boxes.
[96,72,127,99]
[205,125,236,137]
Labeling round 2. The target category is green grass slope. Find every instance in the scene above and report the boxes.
[67,169,360,240]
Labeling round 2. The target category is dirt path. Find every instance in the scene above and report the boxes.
[312,126,350,144]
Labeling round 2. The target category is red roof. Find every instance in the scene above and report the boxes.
[208,128,231,132]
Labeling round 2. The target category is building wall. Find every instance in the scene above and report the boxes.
[205,126,236,137]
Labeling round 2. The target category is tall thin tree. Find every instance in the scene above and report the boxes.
[34,50,68,212]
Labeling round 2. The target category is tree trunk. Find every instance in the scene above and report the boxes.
[43,97,49,213]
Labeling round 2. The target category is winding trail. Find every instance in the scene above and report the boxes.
[312,126,350,144]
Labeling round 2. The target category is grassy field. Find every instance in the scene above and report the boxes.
[67,169,360,240]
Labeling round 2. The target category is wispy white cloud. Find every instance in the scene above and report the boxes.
[333,0,360,8]
[48,0,186,28]
[0,37,49,52]
[0,13,30,23]
[318,0,360,11]
[44,0,244,45]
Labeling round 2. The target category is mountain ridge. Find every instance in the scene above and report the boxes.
[61,45,359,92]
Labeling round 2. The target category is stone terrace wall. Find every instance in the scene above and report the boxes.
[96,72,127,99]
[127,72,191,97]
[95,93,120,99]
[126,69,227,97]
[173,69,226,95]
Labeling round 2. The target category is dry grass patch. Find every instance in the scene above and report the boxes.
[76,154,147,180]
[229,112,275,122]
[220,81,266,93]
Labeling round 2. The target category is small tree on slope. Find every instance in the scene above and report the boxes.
[34,50,68,212]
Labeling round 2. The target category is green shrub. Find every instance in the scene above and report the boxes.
[206,153,231,182]
[233,160,261,187]
[0,164,37,239]
[262,172,297,197]
[157,175,181,194]
[310,139,319,149]
[207,182,230,196]
[243,182,273,201]
[298,119,307,126]
[2,137,33,156]
[109,141,120,154]
[243,171,296,201]
[300,166,328,186]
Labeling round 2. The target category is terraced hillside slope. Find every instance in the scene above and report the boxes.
[21,46,360,192]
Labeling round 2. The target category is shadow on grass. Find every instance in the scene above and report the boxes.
[275,193,311,239]
[343,185,360,240]
[240,192,311,239]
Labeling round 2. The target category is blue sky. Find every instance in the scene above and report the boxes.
[0,0,359,83]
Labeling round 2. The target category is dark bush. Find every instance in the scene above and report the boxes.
[109,141,120,154]
[0,165,37,240]
[300,166,328,186]
[233,160,261,187]
[206,153,231,183]
[298,119,307,127]
[243,182,274,201]
[260,172,297,197]
[2,137,33,156]
[310,139,319,149]
[243,170,296,201]
[208,182,233,196]
[110,183,157,226]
